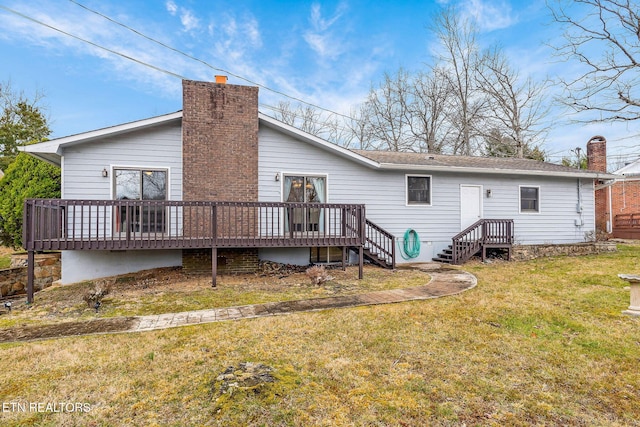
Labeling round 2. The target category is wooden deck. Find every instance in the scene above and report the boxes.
[23,199,398,302]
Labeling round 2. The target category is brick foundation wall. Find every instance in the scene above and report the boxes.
[587,135,609,234]
[182,248,259,274]
[181,79,260,274]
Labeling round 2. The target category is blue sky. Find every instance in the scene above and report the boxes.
[0,0,638,166]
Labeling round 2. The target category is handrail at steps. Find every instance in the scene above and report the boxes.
[344,214,396,268]
[364,218,396,268]
[452,219,514,264]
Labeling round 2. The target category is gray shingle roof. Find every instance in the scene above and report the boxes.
[353,150,613,178]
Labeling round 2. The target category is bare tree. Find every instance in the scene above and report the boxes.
[476,47,550,158]
[271,100,298,126]
[342,103,376,150]
[408,68,454,153]
[269,100,334,140]
[361,69,416,151]
[550,0,640,122]
[432,8,487,155]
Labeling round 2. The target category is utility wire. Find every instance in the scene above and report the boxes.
[67,0,356,122]
[0,4,186,80]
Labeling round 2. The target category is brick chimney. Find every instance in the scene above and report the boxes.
[586,135,609,235]
[181,79,260,273]
[586,135,607,173]
[182,79,259,202]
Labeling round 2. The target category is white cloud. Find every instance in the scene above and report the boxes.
[461,0,516,32]
[165,1,177,16]
[210,12,262,63]
[180,9,199,32]
[303,2,349,61]
[165,1,200,32]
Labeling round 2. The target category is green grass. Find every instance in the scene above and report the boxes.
[0,247,11,269]
[0,244,639,426]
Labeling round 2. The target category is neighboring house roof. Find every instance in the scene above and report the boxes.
[612,158,640,177]
[22,110,616,180]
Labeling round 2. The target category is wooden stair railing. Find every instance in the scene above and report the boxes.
[445,219,514,265]
[362,219,396,269]
[345,213,396,269]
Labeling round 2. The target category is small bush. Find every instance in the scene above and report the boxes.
[305,265,333,285]
[83,279,113,308]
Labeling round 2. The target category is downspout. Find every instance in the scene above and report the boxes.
[607,185,613,233]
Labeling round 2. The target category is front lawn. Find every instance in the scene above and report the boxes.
[0,244,638,426]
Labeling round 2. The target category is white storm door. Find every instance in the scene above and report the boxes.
[460,185,482,230]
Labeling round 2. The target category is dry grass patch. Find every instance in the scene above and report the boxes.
[0,265,427,330]
[0,245,639,426]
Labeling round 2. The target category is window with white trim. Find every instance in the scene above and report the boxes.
[406,175,431,205]
[520,186,540,213]
[114,168,168,233]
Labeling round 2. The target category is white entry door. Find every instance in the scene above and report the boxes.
[460,185,483,230]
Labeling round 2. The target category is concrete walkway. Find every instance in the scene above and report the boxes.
[131,263,476,333]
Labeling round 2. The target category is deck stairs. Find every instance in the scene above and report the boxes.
[433,219,514,265]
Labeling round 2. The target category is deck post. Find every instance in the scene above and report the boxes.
[212,247,217,288]
[27,250,35,304]
[342,246,347,271]
[358,246,363,279]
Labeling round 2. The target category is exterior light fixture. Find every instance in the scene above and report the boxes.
[102,168,109,178]
[275,172,280,182]
[486,189,492,198]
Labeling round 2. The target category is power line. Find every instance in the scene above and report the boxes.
[67,0,356,122]
[0,4,187,80]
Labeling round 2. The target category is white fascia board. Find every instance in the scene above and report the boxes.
[21,111,183,164]
[377,162,618,180]
[258,113,380,169]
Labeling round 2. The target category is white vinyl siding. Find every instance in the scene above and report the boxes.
[58,121,183,283]
[258,125,595,262]
[61,122,182,201]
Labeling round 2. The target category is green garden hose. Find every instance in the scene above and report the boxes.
[399,229,420,260]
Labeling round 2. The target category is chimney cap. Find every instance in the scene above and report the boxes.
[588,135,606,144]
[215,75,228,84]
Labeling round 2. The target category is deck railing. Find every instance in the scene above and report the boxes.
[614,213,640,228]
[451,219,514,264]
[23,199,366,252]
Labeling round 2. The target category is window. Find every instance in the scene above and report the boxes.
[114,168,168,233]
[520,186,540,213]
[406,175,431,205]
[311,247,343,263]
[283,174,326,232]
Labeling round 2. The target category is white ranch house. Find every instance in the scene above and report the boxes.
[22,79,614,294]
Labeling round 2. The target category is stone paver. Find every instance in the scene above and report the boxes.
[0,264,477,342]
[130,264,476,334]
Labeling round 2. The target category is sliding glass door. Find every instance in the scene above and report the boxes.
[114,169,167,234]
[284,175,326,233]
